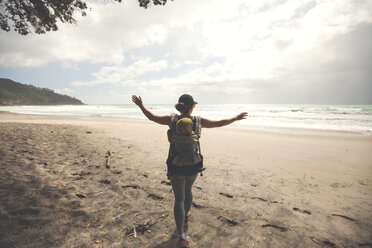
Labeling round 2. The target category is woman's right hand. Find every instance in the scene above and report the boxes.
[132,95,143,107]
[235,112,248,121]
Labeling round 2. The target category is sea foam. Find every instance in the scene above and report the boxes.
[1,104,371,134]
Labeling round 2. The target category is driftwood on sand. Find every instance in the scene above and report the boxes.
[125,214,168,237]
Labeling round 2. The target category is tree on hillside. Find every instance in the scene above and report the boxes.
[0,0,168,35]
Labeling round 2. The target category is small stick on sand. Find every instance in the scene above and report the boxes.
[125,214,168,237]
[105,150,111,169]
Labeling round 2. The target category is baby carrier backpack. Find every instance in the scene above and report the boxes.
[166,114,205,178]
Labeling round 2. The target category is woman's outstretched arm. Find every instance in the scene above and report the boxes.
[132,95,170,125]
[201,112,248,128]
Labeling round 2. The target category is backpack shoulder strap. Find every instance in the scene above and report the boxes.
[170,113,176,123]
[192,116,202,137]
[170,113,180,132]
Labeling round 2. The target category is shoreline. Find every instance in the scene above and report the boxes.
[0,110,368,137]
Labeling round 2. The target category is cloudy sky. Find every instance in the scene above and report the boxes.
[0,0,371,104]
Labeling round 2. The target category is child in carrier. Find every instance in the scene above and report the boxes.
[176,117,195,135]
[172,117,202,166]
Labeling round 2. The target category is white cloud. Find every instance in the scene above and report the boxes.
[0,1,173,68]
[1,0,371,70]
[70,57,167,86]
[1,0,371,104]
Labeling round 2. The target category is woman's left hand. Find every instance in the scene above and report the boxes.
[235,112,248,120]
[132,95,143,107]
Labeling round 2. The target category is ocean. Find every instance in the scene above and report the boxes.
[1,104,371,134]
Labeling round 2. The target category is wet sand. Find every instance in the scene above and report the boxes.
[0,112,371,247]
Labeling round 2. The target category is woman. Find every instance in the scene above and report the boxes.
[132,94,247,248]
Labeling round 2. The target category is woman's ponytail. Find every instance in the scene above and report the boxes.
[175,102,190,114]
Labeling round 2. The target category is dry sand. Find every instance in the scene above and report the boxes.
[0,111,371,248]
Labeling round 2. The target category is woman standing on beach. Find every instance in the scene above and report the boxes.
[132,94,247,248]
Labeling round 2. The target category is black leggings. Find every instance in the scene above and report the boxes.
[170,174,198,228]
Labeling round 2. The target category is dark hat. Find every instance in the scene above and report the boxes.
[178,94,197,106]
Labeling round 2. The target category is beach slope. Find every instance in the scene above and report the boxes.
[0,112,371,247]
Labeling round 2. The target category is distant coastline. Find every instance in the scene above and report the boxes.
[0,78,84,106]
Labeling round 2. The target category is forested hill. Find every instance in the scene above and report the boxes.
[0,78,84,105]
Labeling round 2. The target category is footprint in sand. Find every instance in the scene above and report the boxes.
[358,180,367,186]
[330,182,351,188]
[75,194,86,199]
[161,180,171,186]
[72,171,91,176]
[323,240,336,247]
[192,202,204,209]
[293,207,311,215]
[217,216,239,226]
[310,237,336,247]
[261,223,288,232]
[147,193,164,201]
[122,184,140,189]
[219,192,233,198]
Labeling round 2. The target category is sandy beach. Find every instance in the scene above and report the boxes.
[0,111,371,248]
